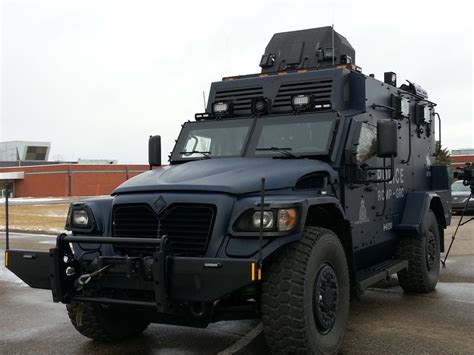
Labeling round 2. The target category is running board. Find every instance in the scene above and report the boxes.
[358,259,408,289]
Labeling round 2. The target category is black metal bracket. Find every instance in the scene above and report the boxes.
[51,233,77,302]
[152,236,170,312]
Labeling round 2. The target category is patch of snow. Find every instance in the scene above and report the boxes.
[0,252,28,286]
[0,197,67,205]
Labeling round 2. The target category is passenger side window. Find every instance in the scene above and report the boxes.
[356,123,377,163]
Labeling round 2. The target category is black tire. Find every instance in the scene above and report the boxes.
[397,210,440,293]
[66,302,150,341]
[261,227,350,354]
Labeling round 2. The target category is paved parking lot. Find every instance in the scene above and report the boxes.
[1,216,473,354]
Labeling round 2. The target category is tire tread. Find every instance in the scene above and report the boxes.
[67,302,149,342]
[261,226,346,354]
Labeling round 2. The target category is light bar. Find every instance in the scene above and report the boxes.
[291,95,313,112]
[211,100,233,118]
[314,102,332,110]
[293,95,310,106]
[213,102,228,113]
[195,112,213,121]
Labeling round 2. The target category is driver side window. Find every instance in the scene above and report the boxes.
[356,123,377,163]
[182,135,211,157]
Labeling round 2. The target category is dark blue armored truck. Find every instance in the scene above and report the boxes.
[6,27,451,354]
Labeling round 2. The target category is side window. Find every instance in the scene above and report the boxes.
[356,123,377,163]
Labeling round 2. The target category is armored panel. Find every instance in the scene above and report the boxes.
[208,68,351,117]
[260,26,355,73]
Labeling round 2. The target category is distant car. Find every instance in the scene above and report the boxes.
[451,180,474,214]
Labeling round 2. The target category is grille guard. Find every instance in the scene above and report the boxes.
[5,233,259,313]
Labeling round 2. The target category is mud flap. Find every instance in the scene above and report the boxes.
[5,249,52,289]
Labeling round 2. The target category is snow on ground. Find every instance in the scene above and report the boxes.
[0,196,110,205]
[0,197,67,205]
[0,252,27,286]
[0,226,65,234]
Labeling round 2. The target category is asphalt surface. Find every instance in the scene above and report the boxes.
[1,216,473,354]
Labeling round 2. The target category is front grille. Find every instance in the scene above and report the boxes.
[113,204,215,257]
[214,86,263,116]
[273,79,333,113]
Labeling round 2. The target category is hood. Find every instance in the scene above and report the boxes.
[113,157,337,195]
[451,190,471,197]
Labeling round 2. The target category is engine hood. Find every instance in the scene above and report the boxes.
[113,157,337,195]
[452,190,471,198]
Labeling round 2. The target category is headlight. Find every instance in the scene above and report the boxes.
[277,209,298,231]
[72,209,89,226]
[252,211,274,229]
[66,205,96,232]
[234,208,299,233]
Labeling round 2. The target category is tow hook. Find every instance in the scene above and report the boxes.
[75,264,111,291]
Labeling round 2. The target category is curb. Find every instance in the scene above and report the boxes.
[218,322,269,355]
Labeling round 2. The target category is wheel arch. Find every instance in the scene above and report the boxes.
[395,192,448,252]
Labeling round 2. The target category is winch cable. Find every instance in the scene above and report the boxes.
[75,264,112,290]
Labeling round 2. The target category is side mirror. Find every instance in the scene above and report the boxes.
[148,135,162,166]
[377,120,398,158]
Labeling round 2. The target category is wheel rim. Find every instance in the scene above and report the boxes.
[426,231,436,271]
[313,263,338,334]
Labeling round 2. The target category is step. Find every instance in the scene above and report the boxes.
[358,259,408,289]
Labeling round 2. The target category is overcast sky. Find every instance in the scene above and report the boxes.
[1,0,473,163]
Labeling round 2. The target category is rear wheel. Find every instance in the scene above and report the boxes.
[261,227,350,354]
[397,210,440,293]
[67,302,150,341]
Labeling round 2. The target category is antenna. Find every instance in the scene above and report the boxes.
[202,90,207,111]
[332,24,335,66]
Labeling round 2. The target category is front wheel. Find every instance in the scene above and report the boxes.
[261,227,350,354]
[67,302,150,341]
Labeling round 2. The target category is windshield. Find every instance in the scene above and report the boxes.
[174,119,252,159]
[171,114,337,162]
[451,181,470,192]
[253,116,334,156]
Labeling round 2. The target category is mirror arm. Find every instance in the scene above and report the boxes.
[435,112,442,156]
[401,118,411,164]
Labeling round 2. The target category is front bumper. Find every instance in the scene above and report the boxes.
[452,198,474,212]
[5,234,260,312]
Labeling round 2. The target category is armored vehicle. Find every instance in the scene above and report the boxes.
[5,27,451,354]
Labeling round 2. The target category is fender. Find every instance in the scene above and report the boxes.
[395,191,449,235]
[305,196,346,220]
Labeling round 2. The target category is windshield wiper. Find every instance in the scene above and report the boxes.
[179,150,211,159]
[256,147,300,159]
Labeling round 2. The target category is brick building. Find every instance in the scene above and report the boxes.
[450,148,474,169]
[0,163,149,197]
